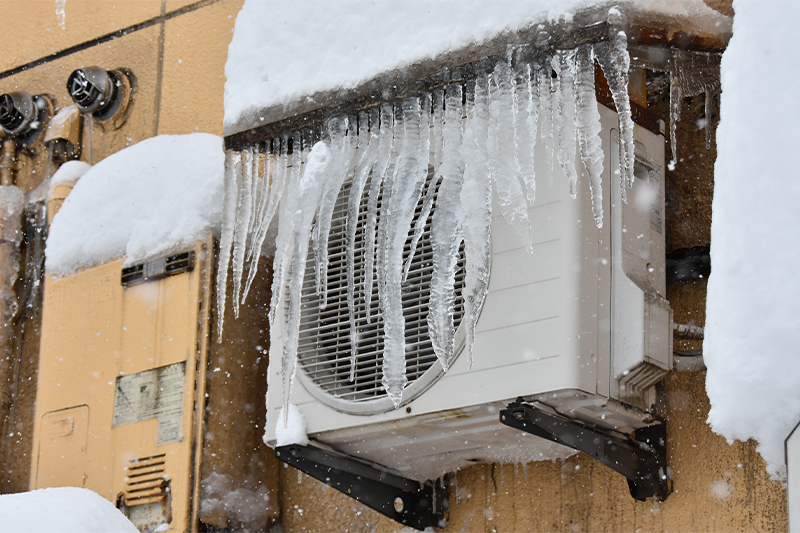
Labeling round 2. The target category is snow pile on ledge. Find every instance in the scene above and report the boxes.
[223,0,729,134]
[49,160,92,191]
[274,403,308,446]
[46,134,225,277]
[0,487,139,533]
[705,0,800,480]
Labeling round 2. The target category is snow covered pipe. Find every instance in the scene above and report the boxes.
[0,139,15,187]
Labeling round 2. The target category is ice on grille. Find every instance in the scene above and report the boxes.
[219,37,643,418]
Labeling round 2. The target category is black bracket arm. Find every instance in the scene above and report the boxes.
[499,400,672,501]
[275,444,446,531]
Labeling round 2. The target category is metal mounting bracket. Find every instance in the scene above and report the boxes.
[275,444,446,531]
[499,399,672,501]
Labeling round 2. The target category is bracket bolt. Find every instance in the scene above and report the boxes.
[393,497,404,513]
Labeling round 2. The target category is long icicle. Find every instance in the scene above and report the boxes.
[595,30,635,201]
[313,116,357,309]
[282,140,332,425]
[363,103,395,324]
[556,49,579,199]
[231,147,255,318]
[243,136,288,302]
[215,150,241,342]
[460,77,492,368]
[428,84,464,370]
[347,109,380,379]
[575,44,605,228]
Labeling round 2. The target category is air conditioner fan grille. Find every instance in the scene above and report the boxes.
[295,169,465,405]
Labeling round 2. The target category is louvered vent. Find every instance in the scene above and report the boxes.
[295,169,466,412]
[122,454,168,507]
[122,251,195,286]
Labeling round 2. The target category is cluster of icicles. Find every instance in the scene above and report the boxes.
[218,35,638,415]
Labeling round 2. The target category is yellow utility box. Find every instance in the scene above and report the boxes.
[31,237,213,533]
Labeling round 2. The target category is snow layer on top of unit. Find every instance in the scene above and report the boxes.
[705,0,800,481]
[0,487,139,533]
[223,0,729,135]
[46,133,225,277]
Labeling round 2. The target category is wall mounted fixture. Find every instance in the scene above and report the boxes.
[43,105,82,164]
[66,67,135,128]
[0,92,53,147]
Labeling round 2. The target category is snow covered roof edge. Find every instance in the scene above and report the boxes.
[223,0,731,139]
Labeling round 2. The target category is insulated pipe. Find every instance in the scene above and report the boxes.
[672,323,704,340]
[0,139,16,186]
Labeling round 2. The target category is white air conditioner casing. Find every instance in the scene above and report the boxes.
[265,104,670,479]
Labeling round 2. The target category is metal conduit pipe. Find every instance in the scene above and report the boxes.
[0,139,16,186]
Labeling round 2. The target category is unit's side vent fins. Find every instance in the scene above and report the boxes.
[122,251,195,286]
[122,454,168,507]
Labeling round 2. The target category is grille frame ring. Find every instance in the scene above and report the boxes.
[292,162,474,416]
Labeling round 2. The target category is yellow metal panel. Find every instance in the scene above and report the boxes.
[32,239,212,533]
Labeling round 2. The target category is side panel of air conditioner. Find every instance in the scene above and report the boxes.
[265,105,666,473]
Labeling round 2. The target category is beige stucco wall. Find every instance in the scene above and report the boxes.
[2,0,789,532]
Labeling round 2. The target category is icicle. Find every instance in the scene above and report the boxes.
[313,116,357,309]
[282,141,332,424]
[347,109,380,380]
[668,50,721,169]
[488,59,533,252]
[574,44,605,228]
[705,90,713,150]
[268,132,304,330]
[363,103,395,324]
[524,62,540,204]
[460,76,492,368]
[537,60,555,184]
[379,96,430,407]
[428,84,464,370]
[244,147,262,244]
[231,147,255,318]
[595,30,635,201]
[403,92,439,283]
[246,145,269,264]
[216,150,241,341]
[555,50,579,199]
[243,136,288,301]
[513,61,536,205]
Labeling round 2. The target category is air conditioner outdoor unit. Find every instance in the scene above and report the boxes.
[264,103,670,484]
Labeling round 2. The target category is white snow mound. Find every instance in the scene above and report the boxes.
[223,0,729,134]
[0,487,139,533]
[46,133,225,277]
[705,0,800,480]
[274,403,308,447]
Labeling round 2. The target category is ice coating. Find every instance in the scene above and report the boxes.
[221,41,647,408]
[428,85,465,371]
[513,61,537,205]
[488,61,533,253]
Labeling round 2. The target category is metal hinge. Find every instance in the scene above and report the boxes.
[499,399,672,501]
[275,444,446,531]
